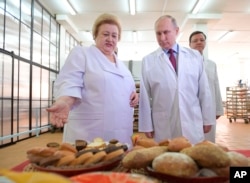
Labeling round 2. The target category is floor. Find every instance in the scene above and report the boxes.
[1,115,250,169]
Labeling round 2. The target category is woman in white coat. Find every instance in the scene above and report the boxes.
[139,15,215,145]
[189,31,224,142]
[47,13,138,146]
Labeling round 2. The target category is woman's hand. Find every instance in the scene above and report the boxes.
[130,91,139,107]
[46,96,75,127]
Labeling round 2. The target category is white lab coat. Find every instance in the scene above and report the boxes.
[139,45,215,144]
[204,59,224,142]
[54,45,135,146]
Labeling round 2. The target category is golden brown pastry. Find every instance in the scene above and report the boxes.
[104,148,124,161]
[135,138,158,148]
[180,144,230,168]
[59,143,77,153]
[84,151,107,165]
[56,154,76,167]
[168,136,192,152]
[152,152,199,177]
[122,146,167,169]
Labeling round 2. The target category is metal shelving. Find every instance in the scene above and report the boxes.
[226,86,250,123]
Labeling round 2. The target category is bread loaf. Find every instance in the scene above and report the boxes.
[181,144,230,168]
[122,146,167,169]
[152,152,199,177]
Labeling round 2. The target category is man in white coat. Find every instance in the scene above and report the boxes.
[138,15,215,145]
[189,31,224,142]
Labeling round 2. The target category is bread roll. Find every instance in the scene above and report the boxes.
[152,152,199,177]
[181,144,230,168]
[135,138,158,148]
[168,136,192,152]
[122,146,167,169]
[59,143,77,153]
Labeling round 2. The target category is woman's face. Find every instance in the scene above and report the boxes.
[95,23,119,56]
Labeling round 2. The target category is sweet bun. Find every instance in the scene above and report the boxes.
[72,152,94,165]
[84,151,107,166]
[59,143,77,153]
[87,141,106,149]
[135,138,158,148]
[168,136,192,152]
[152,152,199,177]
[54,150,75,157]
[39,153,62,166]
[104,148,124,161]
[56,154,76,167]
[158,139,170,146]
[27,147,56,157]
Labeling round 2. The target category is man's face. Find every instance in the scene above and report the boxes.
[189,33,206,54]
[155,17,179,49]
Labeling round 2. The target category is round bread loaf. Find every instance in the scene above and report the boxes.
[152,152,199,177]
[180,144,230,168]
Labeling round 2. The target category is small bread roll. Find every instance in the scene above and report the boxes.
[84,151,107,165]
[135,138,158,148]
[56,154,76,167]
[59,143,77,153]
[104,149,124,161]
[73,152,94,165]
[168,136,192,152]
[152,152,199,177]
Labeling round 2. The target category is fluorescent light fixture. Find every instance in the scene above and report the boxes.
[132,31,137,44]
[192,0,206,14]
[218,30,234,43]
[129,0,136,15]
[63,0,77,15]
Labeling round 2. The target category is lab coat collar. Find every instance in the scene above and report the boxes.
[90,45,125,77]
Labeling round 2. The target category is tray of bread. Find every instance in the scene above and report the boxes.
[26,137,128,177]
[123,135,250,183]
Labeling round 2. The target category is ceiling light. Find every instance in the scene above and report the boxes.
[192,0,206,14]
[218,30,234,43]
[129,0,136,15]
[63,0,77,15]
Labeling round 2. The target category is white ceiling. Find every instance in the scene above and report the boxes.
[38,0,250,63]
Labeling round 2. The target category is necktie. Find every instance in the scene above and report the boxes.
[168,49,176,71]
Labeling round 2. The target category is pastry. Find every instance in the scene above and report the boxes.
[104,148,124,161]
[84,151,107,165]
[168,136,192,152]
[59,143,77,153]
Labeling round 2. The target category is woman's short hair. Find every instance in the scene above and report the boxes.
[92,13,122,41]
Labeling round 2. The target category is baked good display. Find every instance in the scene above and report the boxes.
[152,152,199,177]
[26,137,128,175]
